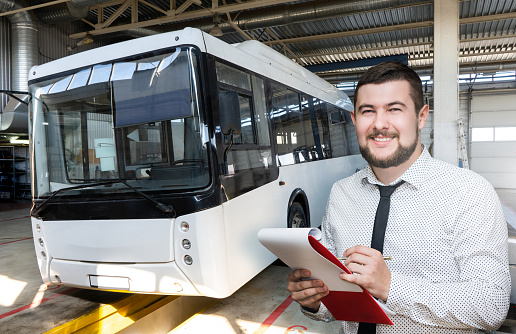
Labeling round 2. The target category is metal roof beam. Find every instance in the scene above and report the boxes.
[69,0,299,39]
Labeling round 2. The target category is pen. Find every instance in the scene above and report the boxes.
[337,256,392,261]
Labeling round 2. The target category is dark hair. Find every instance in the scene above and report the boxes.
[354,61,424,113]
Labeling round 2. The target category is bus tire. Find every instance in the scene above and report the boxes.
[288,202,308,228]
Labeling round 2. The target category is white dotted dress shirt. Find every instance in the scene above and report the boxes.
[302,147,510,333]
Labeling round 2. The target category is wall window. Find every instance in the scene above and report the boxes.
[495,127,516,141]
[472,127,516,142]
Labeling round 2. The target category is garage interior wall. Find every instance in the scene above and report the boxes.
[470,93,516,189]
[37,21,114,67]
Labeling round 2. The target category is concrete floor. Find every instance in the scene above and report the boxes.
[170,265,341,334]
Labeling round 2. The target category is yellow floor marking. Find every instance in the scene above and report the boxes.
[45,294,179,334]
[168,299,219,333]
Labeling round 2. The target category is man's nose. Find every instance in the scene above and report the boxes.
[373,110,389,130]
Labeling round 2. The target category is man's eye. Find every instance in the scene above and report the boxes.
[362,109,374,114]
[389,108,401,112]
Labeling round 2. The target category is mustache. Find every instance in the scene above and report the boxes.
[367,130,399,138]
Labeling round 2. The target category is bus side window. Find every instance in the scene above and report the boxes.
[328,105,349,157]
[272,84,314,165]
[313,98,331,159]
[252,76,271,147]
[252,76,272,169]
[235,94,254,145]
[344,109,360,155]
[327,105,360,157]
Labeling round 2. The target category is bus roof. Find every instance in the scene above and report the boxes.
[29,27,352,111]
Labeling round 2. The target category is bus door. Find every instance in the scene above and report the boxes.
[214,61,277,198]
[213,60,281,286]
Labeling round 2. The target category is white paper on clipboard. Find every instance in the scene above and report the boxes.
[257,227,361,292]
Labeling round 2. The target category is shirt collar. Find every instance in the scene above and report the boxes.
[360,145,432,190]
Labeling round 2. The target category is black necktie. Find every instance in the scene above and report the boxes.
[358,181,405,334]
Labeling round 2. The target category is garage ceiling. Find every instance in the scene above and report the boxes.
[8,0,516,80]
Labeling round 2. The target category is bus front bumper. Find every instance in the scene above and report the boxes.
[48,258,201,295]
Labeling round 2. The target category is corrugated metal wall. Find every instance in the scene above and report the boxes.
[37,21,114,66]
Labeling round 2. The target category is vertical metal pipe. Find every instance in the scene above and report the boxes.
[11,21,38,91]
[0,0,38,133]
[0,0,39,92]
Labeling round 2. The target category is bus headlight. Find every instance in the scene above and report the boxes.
[184,255,193,265]
[182,239,191,250]
[38,238,44,248]
[180,221,189,232]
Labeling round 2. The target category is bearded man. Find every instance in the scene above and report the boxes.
[286,61,510,334]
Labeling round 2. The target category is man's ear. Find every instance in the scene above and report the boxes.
[418,105,429,130]
[350,110,356,126]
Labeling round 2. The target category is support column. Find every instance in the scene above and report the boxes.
[433,0,459,165]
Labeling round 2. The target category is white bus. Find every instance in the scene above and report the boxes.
[29,28,364,298]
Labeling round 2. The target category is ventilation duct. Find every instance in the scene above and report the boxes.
[0,0,38,133]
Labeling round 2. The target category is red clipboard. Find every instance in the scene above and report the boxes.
[308,235,394,325]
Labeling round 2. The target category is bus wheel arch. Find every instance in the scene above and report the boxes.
[287,189,310,228]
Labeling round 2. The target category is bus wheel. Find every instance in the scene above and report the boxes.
[288,202,307,228]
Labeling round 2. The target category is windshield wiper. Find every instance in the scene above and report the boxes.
[116,179,176,215]
[32,179,176,218]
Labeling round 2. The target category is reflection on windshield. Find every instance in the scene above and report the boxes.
[30,47,210,199]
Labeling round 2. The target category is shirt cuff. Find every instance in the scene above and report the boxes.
[300,302,335,322]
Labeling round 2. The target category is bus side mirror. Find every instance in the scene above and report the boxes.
[219,91,242,136]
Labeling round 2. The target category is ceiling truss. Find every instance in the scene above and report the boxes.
[71,0,297,39]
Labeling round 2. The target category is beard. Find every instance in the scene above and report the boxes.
[359,129,419,168]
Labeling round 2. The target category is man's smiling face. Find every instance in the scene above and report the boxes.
[351,80,427,170]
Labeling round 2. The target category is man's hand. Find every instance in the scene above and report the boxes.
[287,269,329,312]
[339,245,391,301]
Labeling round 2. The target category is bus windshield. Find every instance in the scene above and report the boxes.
[30,46,210,199]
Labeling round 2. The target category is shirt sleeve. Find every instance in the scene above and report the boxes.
[386,177,511,330]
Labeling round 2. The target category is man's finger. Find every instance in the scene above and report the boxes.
[288,269,311,282]
[291,285,329,304]
[339,273,359,284]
